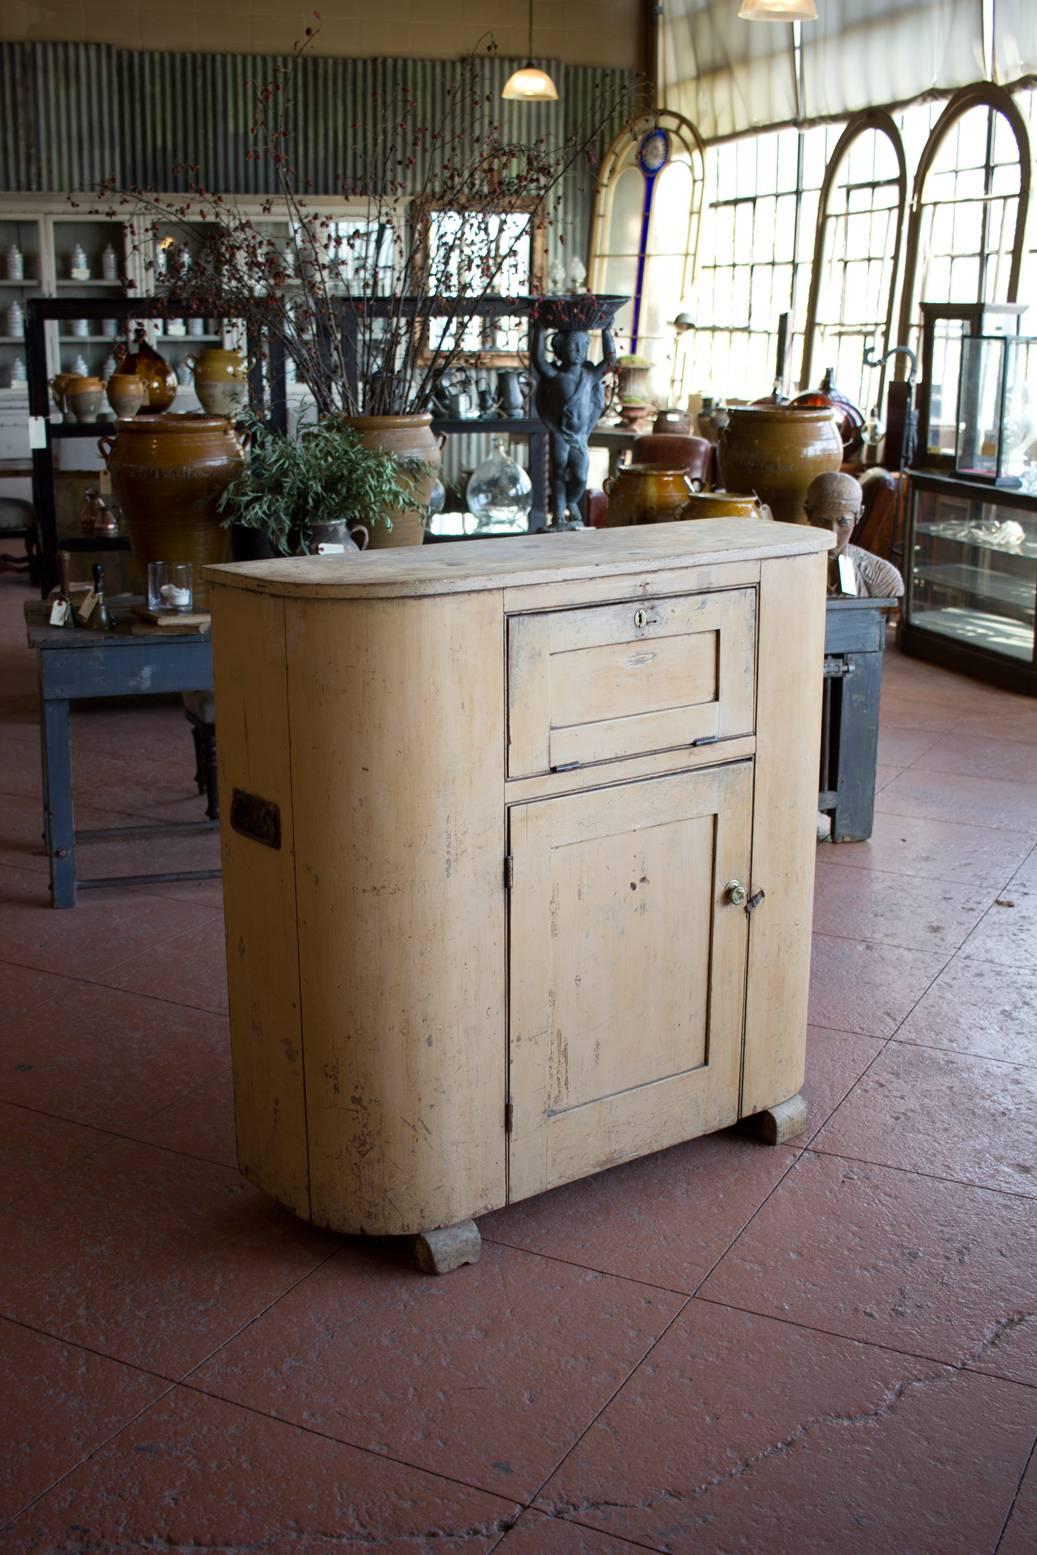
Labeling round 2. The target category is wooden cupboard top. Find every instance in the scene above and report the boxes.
[205,519,833,601]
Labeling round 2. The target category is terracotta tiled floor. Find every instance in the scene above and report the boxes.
[0,568,1034,1554]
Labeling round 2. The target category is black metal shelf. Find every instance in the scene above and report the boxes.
[29,291,550,590]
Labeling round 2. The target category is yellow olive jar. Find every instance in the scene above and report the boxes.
[603,464,700,526]
[678,490,770,520]
[189,348,250,418]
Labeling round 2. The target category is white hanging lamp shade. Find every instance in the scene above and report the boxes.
[738,0,817,19]
[501,63,559,101]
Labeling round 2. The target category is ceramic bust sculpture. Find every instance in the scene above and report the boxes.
[532,322,616,527]
[804,471,904,598]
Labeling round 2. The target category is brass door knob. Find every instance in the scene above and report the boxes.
[724,879,747,907]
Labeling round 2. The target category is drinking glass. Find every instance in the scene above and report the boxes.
[147,561,193,613]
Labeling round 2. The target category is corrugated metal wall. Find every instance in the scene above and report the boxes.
[0,43,633,274]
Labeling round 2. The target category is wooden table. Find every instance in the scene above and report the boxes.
[24,599,219,907]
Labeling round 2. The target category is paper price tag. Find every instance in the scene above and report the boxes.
[78,591,98,623]
[49,599,70,627]
[29,417,48,450]
[837,554,858,596]
[316,542,345,554]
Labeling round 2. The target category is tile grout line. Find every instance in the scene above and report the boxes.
[802,1141,1037,1202]
[994,1434,1036,1554]
[0,951,227,1020]
[509,1137,811,1532]
[0,1243,347,1537]
[690,1291,1037,1392]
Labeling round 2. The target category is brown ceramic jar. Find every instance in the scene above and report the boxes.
[677,490,769,520]
[98,414,243,606]
[603,464,700,526]
[116,339,177,413]
[717,406,842,524]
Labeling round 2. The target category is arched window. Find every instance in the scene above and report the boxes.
[588,110,706,397]
[898,84,1031,350]
[800,110,907,416]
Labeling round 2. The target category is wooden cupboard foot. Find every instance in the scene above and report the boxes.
[413,1219,481,1276]
[743,1092,809,1145]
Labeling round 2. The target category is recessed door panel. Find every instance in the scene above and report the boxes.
[507,761,752,1203]
[507,588,756,777]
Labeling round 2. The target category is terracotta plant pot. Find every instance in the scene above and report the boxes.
[65,376,107,424]
[678,490,770,521]
[98,414,243,606]
[342,414,443,549]
[116,339,177,413]
[717,406,842,524]
[603,463,700,527]
[189,348,250,418]
[106,373,147,418]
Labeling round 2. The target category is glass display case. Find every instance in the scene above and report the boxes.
[902,471,1037,693]
[917,301,1027,469]
[955,332,1037,484]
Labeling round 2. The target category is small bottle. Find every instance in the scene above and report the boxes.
[70,243,90,280]
[100,243,119,281]
[50,550,76,628]
[4,243,24,282]
[85,561,113,632]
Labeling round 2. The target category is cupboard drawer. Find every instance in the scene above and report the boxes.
[507,587,756,777]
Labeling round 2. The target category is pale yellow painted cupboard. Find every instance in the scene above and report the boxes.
[207,520,832,1272]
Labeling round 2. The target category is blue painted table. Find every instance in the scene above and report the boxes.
[24,600,219,907]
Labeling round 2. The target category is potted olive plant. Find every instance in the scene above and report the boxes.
[219,413,428,557]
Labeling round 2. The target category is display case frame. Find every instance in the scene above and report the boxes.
[901,469,1037,694]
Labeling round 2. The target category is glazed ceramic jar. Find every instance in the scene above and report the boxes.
[115,338,177,412]
[717,406,842,524]
[342,415,443,549]
[188,348,250,417]
[603,463,700,527]
[98,414,244,606]
[65,376,107,424]
[106,373,147,418]
[49,372,77,418]
[677,490,769,520]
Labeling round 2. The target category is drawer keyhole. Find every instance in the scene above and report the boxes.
[633,608,649,630]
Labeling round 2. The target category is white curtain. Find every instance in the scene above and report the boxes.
[800,0,984,122]
[661,0,798,142]
[993,0,1037,84]
[659,0,1024,140]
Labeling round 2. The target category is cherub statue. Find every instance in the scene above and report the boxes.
[804,472,904,599]
[532,323,616,527]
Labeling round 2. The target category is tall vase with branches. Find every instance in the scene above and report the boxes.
[92,21,635,420]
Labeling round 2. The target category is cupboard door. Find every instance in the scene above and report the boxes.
[507,761,752,1203]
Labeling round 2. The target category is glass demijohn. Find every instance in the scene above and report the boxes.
[466,439,533,533]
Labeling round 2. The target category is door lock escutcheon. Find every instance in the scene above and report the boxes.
[633,607,649,630]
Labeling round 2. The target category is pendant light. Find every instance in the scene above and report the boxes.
[738,0,817,19]
[502,0,559,101]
